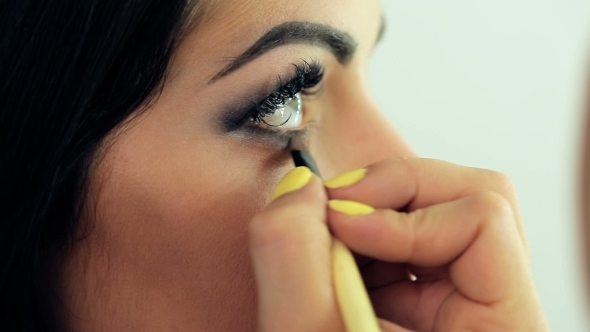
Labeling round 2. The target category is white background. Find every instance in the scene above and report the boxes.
[368,1,590,330]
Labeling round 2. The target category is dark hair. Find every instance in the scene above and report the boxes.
[0,1,192,330]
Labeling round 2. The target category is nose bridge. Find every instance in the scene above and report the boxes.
[312,87,415,180]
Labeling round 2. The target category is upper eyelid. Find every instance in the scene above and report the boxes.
[220,60,325,132]
[255,62,324,106]
[210,22,356,83]
[248,61,325,125]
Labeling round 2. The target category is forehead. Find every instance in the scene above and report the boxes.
[170,0,381,83]
[202,0,380,32]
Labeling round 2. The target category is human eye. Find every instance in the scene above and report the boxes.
[223,60,325,134]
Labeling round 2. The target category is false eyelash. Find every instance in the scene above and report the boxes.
[248,60,324,124]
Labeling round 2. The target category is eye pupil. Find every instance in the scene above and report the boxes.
[261,93,303,128]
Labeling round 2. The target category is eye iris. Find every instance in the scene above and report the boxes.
[261,93,303,128]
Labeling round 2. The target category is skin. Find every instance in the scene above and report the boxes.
[254,160,550,331]
[582,75,590,302]
[60,0,548,330]
[62,0,406,330]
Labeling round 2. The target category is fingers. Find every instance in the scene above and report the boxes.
[249,167,344,332]
[377,318,414,332]
[328,193,530,305]
[325,159,549,330]
[368,277,455,332]
[324,158,527,246]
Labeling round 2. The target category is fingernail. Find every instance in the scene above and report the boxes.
[328,200,375,216]
[271,167,313,201]
[324,169,367,189]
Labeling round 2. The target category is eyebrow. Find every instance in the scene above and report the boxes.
[209,21,358,83]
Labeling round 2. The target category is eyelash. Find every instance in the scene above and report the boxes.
[247,60,325,126]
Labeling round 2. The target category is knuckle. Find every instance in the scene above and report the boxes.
[484,169,516,195]
[469,191,513,221]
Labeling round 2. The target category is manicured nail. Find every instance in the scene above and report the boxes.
[324,169,367,189]
[271,167,313,201]
[328,200,375,216]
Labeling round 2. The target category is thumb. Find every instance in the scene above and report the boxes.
[249,167,344,332]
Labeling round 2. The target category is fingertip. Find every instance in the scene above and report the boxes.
[270,166,313,201]
[269,167,326,205]
[328,200,375,216]
[324,168,368,189]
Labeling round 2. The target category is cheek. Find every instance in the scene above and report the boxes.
[94,138,276,271]
[81,118,290,325]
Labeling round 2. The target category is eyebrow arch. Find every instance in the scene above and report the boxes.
[209,21,358,83]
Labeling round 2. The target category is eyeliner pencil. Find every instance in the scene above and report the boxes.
[289,136,381,332]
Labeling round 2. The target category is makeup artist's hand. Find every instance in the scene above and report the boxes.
[325,158,550,331]
[249,166,348,332]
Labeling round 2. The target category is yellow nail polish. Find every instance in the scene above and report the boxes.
[328,200,375,216]
[324,169,367,189]
[271,167,313,201]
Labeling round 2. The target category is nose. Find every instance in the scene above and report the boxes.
[312,77,415,180]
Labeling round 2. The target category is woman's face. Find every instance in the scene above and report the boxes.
[65,0,413,329]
